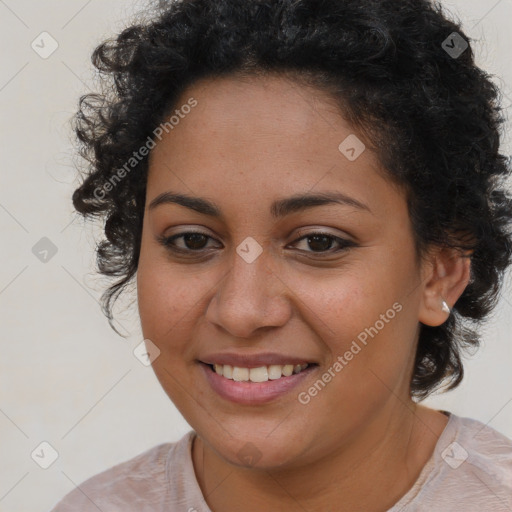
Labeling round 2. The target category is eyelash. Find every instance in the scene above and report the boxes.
[157,230,355,257]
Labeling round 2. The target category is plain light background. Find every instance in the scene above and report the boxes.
[0,1,511,511]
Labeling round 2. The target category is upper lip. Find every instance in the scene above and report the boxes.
[200,352,316,368]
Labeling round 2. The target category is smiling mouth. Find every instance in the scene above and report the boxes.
[206,363,313,382]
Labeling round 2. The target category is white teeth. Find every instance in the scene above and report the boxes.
[232,367,249,381]
[223,365,233,379]
[211,363,309,381]
[249,366,268,382]
[282,364,294,377]
[268,365,283,380]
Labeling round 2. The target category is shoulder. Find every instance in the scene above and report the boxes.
[450,414,512,485]
[49,431,195,512]
[394,413,512,511]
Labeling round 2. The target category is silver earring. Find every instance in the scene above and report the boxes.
[441,299,450,314]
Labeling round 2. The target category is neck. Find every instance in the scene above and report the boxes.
[192,402,449,512]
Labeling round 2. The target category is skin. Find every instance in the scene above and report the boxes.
[136,73,471,511]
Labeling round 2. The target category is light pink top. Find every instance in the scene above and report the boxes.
[50,412,512,511]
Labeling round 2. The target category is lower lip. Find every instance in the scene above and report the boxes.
[199,362,317,405]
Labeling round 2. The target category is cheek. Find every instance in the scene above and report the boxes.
[286,265,399,345]
[137,268,207,345]
[288,266,417,394]
[136,240,205,347]
[136,251,208,409]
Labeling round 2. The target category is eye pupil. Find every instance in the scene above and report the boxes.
[184,233,208,249]
[307,234,333,252]
[160,231,350,256]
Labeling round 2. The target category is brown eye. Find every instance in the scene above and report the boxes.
[292,232,354,254]
[157,231,216,252]
[157,230,355,258]
[179,233,209,250]
[303,234,336,252]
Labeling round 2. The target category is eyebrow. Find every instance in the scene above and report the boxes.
[148,190,372,218]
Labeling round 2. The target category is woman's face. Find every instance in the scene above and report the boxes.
[137,74,432,468]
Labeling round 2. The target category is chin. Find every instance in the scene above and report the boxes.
[203,425,309,470]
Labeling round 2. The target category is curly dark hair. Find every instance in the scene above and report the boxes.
[72,0,512,399]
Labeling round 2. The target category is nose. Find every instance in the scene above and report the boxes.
[205,246,292,339]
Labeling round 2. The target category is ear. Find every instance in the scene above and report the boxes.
[418,246,472,327]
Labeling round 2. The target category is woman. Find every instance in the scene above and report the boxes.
[51,0,512,510]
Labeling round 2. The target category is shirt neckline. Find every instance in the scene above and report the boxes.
[388,409,459,509]
[175,410,458,511]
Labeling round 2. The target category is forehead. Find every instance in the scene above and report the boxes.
[146,74,405,222]
[165,73,351,152]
